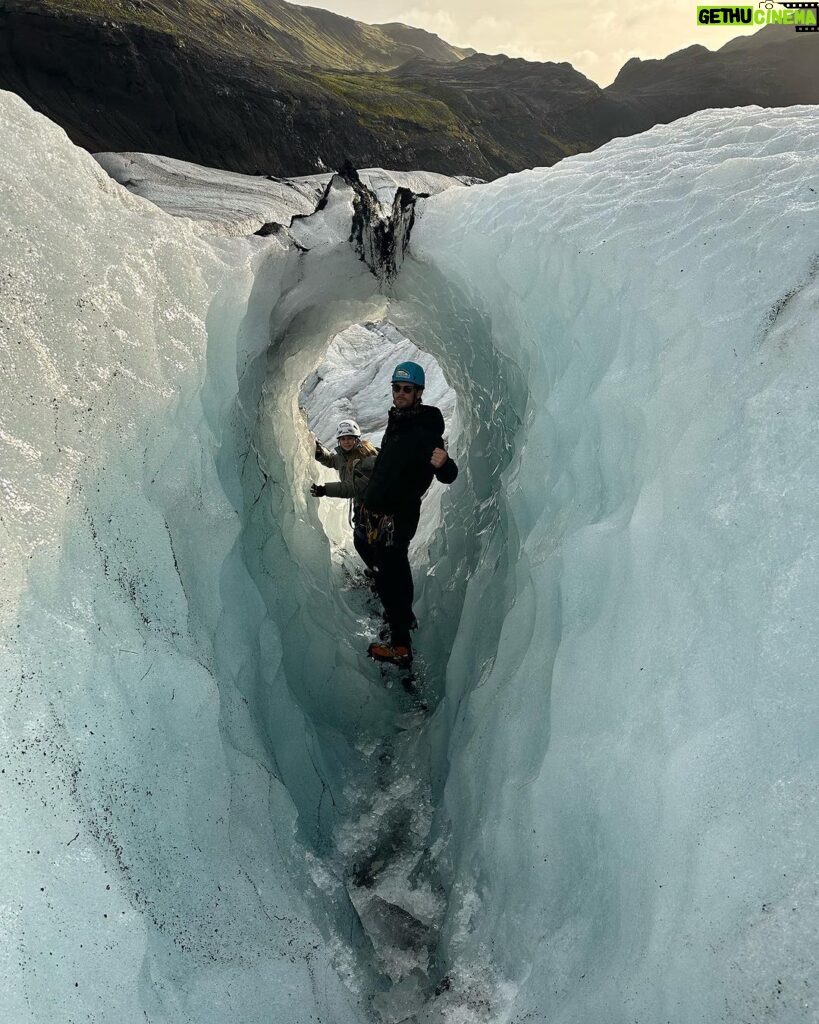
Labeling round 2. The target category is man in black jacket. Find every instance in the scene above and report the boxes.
[358,361,458,665]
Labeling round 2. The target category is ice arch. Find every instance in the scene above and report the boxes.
[2,88,818,1024]
[230,269,522,754]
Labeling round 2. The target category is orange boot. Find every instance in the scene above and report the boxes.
[367,641,412,666]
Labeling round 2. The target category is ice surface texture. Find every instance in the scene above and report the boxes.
[407,107,819,1023]
[2,85,818,1024]
[0,91,375,1024]
[93,152,473,236]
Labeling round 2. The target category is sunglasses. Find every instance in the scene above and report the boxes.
[391,383,417,394]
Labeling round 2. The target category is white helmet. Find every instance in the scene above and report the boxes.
[336,419,362,438]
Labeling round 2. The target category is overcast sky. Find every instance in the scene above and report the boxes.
[293,0,761,86]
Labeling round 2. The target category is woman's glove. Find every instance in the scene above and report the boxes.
[310,483,326,497]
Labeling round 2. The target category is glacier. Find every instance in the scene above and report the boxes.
[1,86,818,1024]
[92,151,479,237]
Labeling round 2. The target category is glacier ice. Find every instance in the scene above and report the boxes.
[405,107,819,1024]
[2,85,819,1024]
[93,151,476,237]
[0,92,376,1024]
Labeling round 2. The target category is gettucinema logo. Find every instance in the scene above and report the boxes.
[697,2,819,29]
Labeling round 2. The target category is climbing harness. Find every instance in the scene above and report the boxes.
[357,507,395,548]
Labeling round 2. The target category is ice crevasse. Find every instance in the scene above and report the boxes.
[1,88,818,1024]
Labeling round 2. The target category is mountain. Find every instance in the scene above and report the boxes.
[606,25,819,131]
[0,1,817,179]
[14,0,473,70]
[0,0,487,175]
[377,21,476,64]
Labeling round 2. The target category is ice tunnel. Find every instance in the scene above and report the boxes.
[300,320,457,562]
[2,89,819,1024]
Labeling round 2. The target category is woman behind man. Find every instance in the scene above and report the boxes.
[310,419,378,568]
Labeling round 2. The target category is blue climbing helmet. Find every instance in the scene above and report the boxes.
[391,361,425,388]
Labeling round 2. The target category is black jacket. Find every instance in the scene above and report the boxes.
[362,404,458,527]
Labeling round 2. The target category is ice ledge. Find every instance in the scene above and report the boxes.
[93,150,478,236]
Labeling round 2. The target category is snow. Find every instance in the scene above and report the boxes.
[2,87,818,1024]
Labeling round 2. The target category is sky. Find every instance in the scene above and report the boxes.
[292,0,763,86]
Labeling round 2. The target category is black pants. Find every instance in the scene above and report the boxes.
[353,528,378,572]
[354,519,415,647]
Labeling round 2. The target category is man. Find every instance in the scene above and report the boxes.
[357,361,458,665]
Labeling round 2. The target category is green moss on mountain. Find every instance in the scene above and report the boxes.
[37,0,180,37]
[313,72,466,134]
[36,0,468,70]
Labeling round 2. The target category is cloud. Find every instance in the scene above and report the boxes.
[470,15,515,34]
[461,14,560,62]
[394,6,457,35]
[570,48,601,68]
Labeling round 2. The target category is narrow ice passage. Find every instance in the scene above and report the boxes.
[144,191,522,1018]
[2,91,819,1024]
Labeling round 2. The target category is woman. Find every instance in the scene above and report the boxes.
[310,420,379,551]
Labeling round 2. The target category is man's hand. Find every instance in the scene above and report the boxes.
[430,447,448,469]
[314,437,323,459]
[310,483,326,497]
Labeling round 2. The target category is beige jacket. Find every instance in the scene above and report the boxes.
[315,439,379,503]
